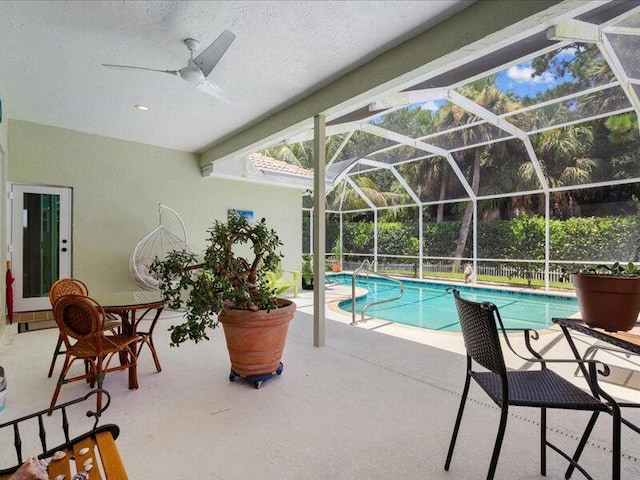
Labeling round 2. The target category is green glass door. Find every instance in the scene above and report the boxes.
[11,185,71,311]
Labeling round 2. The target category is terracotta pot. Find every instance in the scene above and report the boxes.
[331,263,342,273]
[218,298,296,377]
[571,273,640,332]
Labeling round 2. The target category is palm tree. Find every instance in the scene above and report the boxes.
[522,124,598,218]
[432,76,519,271]
[328,177,408,211]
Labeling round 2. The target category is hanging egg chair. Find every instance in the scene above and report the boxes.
[129,204,190,290]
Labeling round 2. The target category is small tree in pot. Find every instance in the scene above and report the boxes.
[151,211,296,385]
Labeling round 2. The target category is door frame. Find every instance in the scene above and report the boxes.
[9,183,72,311]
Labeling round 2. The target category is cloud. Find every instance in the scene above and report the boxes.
[419,100,441,112]
[507,65,555,84]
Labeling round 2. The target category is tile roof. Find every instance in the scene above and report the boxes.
[248,153,312,177]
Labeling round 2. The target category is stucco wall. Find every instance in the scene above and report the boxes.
[7,120,302,297]
[0,90,7,332]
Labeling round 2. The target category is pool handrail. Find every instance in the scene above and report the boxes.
[351,263,404,325]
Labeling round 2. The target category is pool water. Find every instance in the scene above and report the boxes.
[330,274,579,332]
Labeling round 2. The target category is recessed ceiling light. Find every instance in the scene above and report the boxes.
[135,104,150,111]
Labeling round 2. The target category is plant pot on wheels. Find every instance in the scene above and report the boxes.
[572,273,640,332]
[219,298,296,387]
[151,212,297,389]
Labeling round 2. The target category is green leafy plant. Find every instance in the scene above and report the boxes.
[301,254,313,283]
[151,211,283,346]
[579,261,640,277]
[331,240,342,258]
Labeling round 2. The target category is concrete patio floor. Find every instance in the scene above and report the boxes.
[1,287,639,479]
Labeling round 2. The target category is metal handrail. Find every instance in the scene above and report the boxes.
[351,262,404,325]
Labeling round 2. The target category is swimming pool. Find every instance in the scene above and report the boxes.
[330,273,579,332]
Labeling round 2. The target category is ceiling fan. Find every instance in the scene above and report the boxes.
[102,30,236,104]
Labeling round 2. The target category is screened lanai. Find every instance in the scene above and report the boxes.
[214,1,640,291]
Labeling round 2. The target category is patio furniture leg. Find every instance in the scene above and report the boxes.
[541,407,546,476]
[145,334,162,372]
[612,406,621,480]
[487,403,509,480]
[564,411,600,479]
[128,347,139,390]
[444,366,471,471]
[47,333,64,378]
[49,356,73,412]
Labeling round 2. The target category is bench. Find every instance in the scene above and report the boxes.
[0,390,128,479]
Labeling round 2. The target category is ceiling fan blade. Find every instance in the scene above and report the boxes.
[193,30,236,78]
[195,79,233,105]
[102,64,179,76]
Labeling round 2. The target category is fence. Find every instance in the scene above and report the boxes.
[342,257,571,283]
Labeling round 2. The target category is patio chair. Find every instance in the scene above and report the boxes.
[0,390,128,479]
[266,267,299,298]
[444,288,621,480]
[47,278,122,378]
[49,295,138,412]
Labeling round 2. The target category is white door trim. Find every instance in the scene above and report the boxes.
[9,183,72,311]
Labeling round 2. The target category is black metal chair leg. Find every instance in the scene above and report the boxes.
[612,407,621,480]
[541,407,547,476]
[487,404,509,480]
[445,370,471,471]
[565,411,600,479]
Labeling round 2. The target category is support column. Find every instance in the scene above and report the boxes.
[313,115,326,347]
[374,210,378,271]
[418,205,424,280]
[545,192,550,291]
[472,199,478,284]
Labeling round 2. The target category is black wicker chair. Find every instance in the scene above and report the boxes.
[444,289,622,480]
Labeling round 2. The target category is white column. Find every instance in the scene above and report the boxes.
[545,192,550,291]
[374,210,378,271]
[313,115,326,347]
[418,205,423,280]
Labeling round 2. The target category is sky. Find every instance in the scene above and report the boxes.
[375,46,582,118]
[494,48,577,100]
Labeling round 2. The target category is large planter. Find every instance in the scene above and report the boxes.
[218,298,296,377]
[571,273,640,332]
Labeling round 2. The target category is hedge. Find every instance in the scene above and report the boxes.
[325,215,640,262]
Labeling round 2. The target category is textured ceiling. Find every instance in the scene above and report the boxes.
[0,0,473,153]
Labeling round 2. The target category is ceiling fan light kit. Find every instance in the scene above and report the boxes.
[102,30,235,104]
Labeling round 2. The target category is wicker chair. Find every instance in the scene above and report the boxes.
[444,288,621,480]
[47,278,121,377]
[50,295,138,412]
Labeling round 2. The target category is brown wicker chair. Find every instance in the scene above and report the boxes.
[47,278,121,377]
[49,295,138,412]
[444,288,621,480]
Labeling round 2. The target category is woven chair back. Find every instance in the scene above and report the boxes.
[49,278,89,305]
[452,289,507,375]
[53,295,104,341]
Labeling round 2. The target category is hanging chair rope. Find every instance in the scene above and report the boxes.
[129,204,190,290]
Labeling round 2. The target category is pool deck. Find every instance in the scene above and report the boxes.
[0,283,639,479]
[296,282,640,400]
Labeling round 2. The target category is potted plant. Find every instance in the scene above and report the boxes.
[301,254,313,290]
[331,240,342,273]
[571,261,640,332]
[151,211,296,384]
